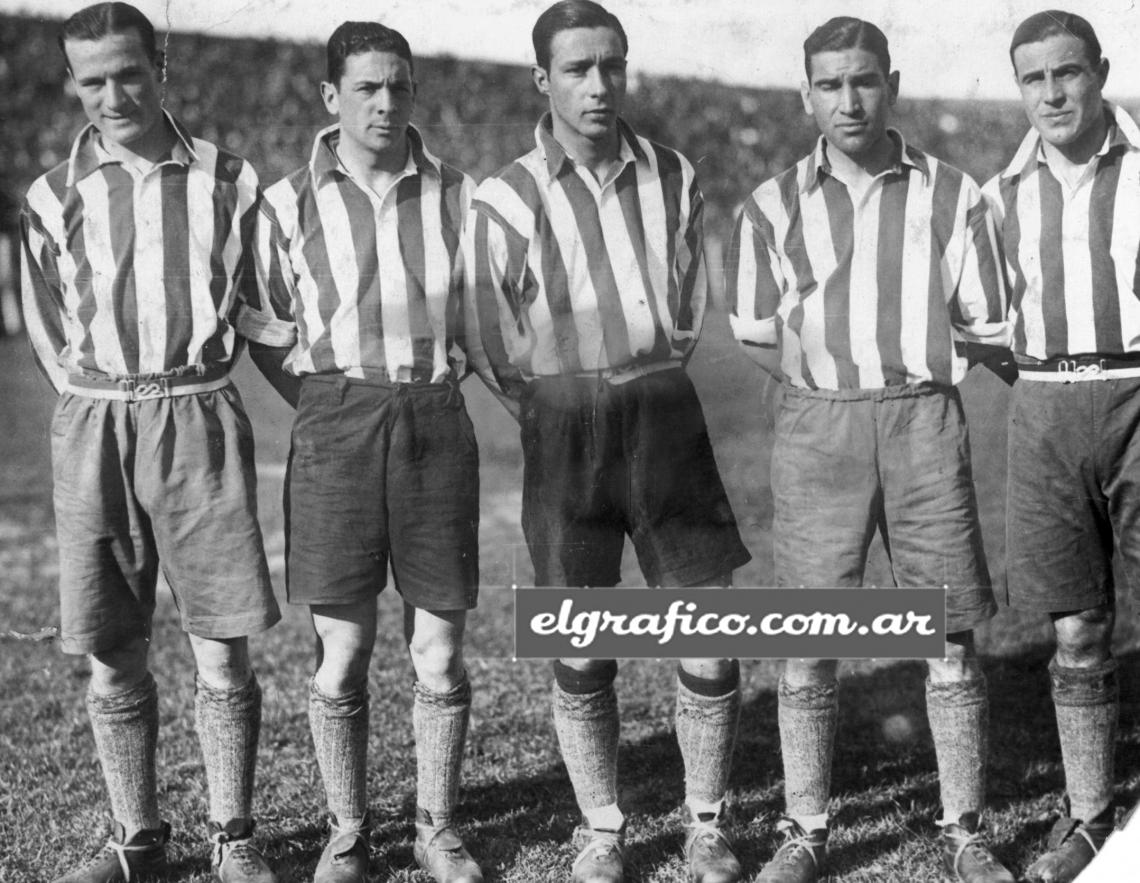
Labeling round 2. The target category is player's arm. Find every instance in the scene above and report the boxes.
[951,178,1017,385]
[724,196,785,377]
[461,194,531,422]
[673,161,708,353]
[19,193,69,394]
[239,189,302,407]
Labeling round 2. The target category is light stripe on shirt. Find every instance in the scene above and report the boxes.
[726,132,1008,390]
[983,103,1140,360]
[463,115,707,400]
[19,113,260,392]
[241,125,474,383]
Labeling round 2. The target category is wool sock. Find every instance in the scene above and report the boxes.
[87,673,162,836]
[676,662,740,811]
[552,674,620,815]
[309,679,369,829]
[195,674,261,824]
[925,675,987,826]
[778,675,838,829]
[413,673,471,828]
[1051,658,1118,823]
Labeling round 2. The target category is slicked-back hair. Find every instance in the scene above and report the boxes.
[58,2,159,69]
[532,0,628,71]
[1009,10,1102,68]
[803,16,890,80]
[326,21,414,85]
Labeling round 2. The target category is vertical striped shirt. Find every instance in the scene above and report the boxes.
[241,125,474,383]
[463,115,707,400]
[20,113,261,392]
[983,103,1140,360]
[726,132,1008,390]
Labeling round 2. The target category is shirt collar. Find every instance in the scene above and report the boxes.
[1000,102,1140,180]
[308,123,440,185]
[800,128,926,194]
[66,110,197,186]
[534,112,647,181]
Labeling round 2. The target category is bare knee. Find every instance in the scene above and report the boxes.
[927,630,981,684]
[1053,606,1114,668]
[407,609,466,692]
[783,658,839,687]
[313,602,377,695]
[188,635,252,689]
[678,658,736,680]
[89,637,151,694]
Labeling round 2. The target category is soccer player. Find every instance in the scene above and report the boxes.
[463,2,751,881]
[19,3,280,882]
[983,11,1136,882]
[240,21,482,883]
[726,17,1014,883]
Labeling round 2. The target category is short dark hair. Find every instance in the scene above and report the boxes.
[803,16,891,80]
[1009,10,1102,68]
[532,0,628,71]
[58,2,159,69]
[326,21,414,85]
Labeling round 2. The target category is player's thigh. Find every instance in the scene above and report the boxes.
[624,370,751,587]
[138,386,279,639]
[50,395,158,655]
[388,385,479,610]
[1006,382,1110,612]
[1101,379,1140,602]
[878,387,994,632]
[770,389,879,588]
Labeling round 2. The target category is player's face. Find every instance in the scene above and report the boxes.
[1013,33,1108,160]
[801,47,898,162]
[323,50,416,160]
[65,30,164,150]
[534,26,627,148]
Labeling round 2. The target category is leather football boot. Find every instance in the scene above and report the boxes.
[53,821,171,883]
[938,813,1014,883]
[755,818,827,883]
[313,815,370,883]
[208,818,277,883]
[1024,813,1114,883]
[413,808,483,883]
[681,805,743,883]
[570,818,625,883]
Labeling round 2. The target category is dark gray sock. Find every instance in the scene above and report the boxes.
[414,674,471,827]
[87,673,161,834]
[1051,658,1118,822]
[778,676,838,819]
[926,676,987,824]
[195,674,261,823]
[552,681,620,811]
[309,680,369,828]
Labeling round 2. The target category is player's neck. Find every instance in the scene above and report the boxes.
[552,120,621,183]
[827,133,895,186]
[1041,122,1107,177]
[337,134,410,195]
[100,117,177,169]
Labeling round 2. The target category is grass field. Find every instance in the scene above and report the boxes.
[1,314,1138,882]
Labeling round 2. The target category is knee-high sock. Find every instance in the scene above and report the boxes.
[414,674,471,827]
[195,674,261,824]
[309,680,369,828]
[926,675,987,825]
[552,680,620,813]
[87,673,161,834]
[1051,659,1118,823]
[778,675,838,821]
[675,663,740,809]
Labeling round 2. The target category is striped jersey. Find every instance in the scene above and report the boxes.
[983,103,1140,360]
[463,115,707,399]
[241,125,474,383]
[20,114,261,392]
[727,132,1008,390]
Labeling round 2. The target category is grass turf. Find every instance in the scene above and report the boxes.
[1,315,1138,881]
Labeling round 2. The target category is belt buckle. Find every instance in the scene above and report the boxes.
[126,378,169,401]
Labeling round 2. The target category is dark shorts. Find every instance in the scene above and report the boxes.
[50,385,280,655]
[1006,377,1140,611]
[285,374,479,610]
[771,383,996,634]
[519,367,750,587]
